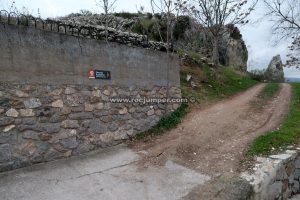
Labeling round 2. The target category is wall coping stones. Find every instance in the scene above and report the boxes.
[0,11,173,52]
[241,148,300,199]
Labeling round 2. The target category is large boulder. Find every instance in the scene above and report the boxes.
[265,55,285,82]
[219,26,248,72]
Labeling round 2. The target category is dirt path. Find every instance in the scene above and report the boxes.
[129,83,292,177]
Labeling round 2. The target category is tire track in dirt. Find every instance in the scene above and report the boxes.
[130,83,292,176]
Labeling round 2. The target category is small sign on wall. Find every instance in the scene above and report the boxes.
[88,70,111,80]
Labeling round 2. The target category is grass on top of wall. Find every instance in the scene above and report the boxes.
[247,83,300,156]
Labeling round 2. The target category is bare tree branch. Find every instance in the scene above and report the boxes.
[183,0,257,66]
[264,0,300,67]
[95,0,118,42]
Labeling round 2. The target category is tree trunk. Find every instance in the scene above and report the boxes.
[212,37,219,67]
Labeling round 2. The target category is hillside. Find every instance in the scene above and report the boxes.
[57,11,249,72]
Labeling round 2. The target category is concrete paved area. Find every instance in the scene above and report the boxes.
[0,144,210,200]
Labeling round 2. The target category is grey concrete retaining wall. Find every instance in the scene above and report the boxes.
[241,149,300,200]
[0,23,181,172]
[0,23,180,88]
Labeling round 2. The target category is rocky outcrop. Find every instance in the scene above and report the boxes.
[58,13,249,71]
[265,55,285,82]
[219,26,248,72]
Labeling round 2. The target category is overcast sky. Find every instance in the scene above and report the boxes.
[0,0,299,78]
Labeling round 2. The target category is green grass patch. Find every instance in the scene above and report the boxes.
[250,83,280,110]
[258,83,280,100]
[181,65,258,104]
[247,83,300,156]
[135,103,190,140]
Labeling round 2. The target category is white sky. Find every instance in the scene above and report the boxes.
[1,0,299,78]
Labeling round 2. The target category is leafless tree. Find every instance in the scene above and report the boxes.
[185,0,257,66]
[264,0,300,67]
[96,0,117,42]
[150,0,184,115]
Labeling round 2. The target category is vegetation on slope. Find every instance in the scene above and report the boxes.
[247,83,300,156]
[135,51,257,140]
[180,51,257,105]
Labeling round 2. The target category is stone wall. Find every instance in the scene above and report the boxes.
[241,149,300,200]
[0,85,181,172]
[0,22,181,172]
[0,11,173,52]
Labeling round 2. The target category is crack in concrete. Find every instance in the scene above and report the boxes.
[37,160,139,184]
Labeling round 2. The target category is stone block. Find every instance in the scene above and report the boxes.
[23,98,42,109]
[0,117,14,127]
[19,109,35,117]
[3,125,16,132]
[69,112,93,120]
[6,108,19,118]
[52,100,64,108]
[61,120,80,129]
[23,130,40,140]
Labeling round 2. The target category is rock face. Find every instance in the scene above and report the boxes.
[265,55,285,82]
[219,26,248,72]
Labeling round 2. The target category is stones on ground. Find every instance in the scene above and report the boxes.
[5,108,19,118]
[24,98,42,109]
[52,100,64,108]
[61,120,80,129]
[0,109,4,114]
[3,125,15,133]
[19,109,35,117]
